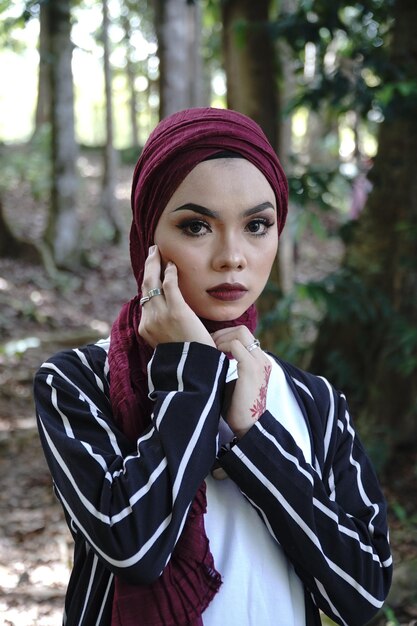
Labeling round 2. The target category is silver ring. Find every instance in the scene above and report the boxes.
[147,288,164,299]
[246,339,260,352]
[140,288,164,306]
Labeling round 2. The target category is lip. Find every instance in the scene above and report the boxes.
[206,283,248,302]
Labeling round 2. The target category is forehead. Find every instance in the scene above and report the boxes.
[165,158,276,208]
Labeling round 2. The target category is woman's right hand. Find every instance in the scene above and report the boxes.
[138,245,215,349]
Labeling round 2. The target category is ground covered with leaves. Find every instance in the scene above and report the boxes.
[0,154,416,625]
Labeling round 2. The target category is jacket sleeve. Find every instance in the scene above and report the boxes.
[34,341,228,584]
[218,376,392,626]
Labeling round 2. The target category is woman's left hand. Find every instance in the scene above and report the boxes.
[212,326,272,438]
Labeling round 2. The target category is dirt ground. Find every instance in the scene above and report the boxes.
[0,154,135,625]
[0,154,416,625]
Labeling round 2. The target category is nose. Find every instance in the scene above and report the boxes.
[212,234,247,271]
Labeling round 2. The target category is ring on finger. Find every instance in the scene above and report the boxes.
[245,339,261,352]
[147,287,164,299]
[140,287,164,306]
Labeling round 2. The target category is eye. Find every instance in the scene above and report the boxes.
[245,218,274,236]
[176,219,212,237]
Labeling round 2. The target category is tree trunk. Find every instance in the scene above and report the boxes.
[0,197,41,262]
[34,0,50,131]
[122,13,140,148]
[154,0,206,118]
[101,0,122,244]
[221,0,285,348]
[310,0,417,461]
[277,0,297,295]
[221,0,279,150]
[187,0,207,108]
[45,0,81,268]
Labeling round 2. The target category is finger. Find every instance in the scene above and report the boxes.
[162,262,187,308]
[212,327,256,352]
[211,327,233,341]
[214,335,242,355]
[229,339,252,363]
[214,338,251,363]
[217,335,264,362]
[141,245,162,293]
[213,329,261,353]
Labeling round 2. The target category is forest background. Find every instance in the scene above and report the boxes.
[0,0,416,624]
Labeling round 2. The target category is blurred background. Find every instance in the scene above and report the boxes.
[0,0,416,624]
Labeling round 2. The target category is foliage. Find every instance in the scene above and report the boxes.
[118,145,143,165]
[202,0,224,72]
[262,254,417,408]
[288,160,353,214]
[271,0,395,118]
[119,0,155,39]
[260,1,417,431]
[0,125,51,201]
[0,0,37,51]
[382,605,401,625]
[258,282,323,367]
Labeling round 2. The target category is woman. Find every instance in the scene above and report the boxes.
[34,107,392,626]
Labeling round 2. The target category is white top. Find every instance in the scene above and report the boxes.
[203,354,310,625]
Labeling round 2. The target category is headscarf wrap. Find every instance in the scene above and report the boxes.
[108,107,288,626]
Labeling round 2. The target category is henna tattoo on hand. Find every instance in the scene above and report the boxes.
[250,364,272,419]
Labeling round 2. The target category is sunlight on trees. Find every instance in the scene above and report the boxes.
[0,14,39,141]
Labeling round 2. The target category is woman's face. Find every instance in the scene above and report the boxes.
[153,158,279,322]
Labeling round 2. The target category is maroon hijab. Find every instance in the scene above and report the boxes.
[108,107,288,625]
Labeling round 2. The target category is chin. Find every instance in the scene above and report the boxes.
[196,304,249,323]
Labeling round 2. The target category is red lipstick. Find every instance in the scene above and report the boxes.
[206,283,248,302]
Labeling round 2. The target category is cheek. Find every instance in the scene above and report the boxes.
[176,261,201,288]
[266,245,278,271]
[174,253,204,294]
[158,240,202,271]
[155,238,179,269]
[255,237,278,272]
[156,244,203,290]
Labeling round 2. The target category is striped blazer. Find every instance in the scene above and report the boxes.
[34,339,392,626]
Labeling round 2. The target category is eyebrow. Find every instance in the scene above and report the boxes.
[172,201,275,219]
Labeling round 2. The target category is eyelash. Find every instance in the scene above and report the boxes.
[177,219,211,237]
[176,217,275,238]
[246,217,275,236]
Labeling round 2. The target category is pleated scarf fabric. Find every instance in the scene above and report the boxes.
[108,107,288,625]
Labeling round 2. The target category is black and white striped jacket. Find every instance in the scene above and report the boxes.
[34,339,392,626]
